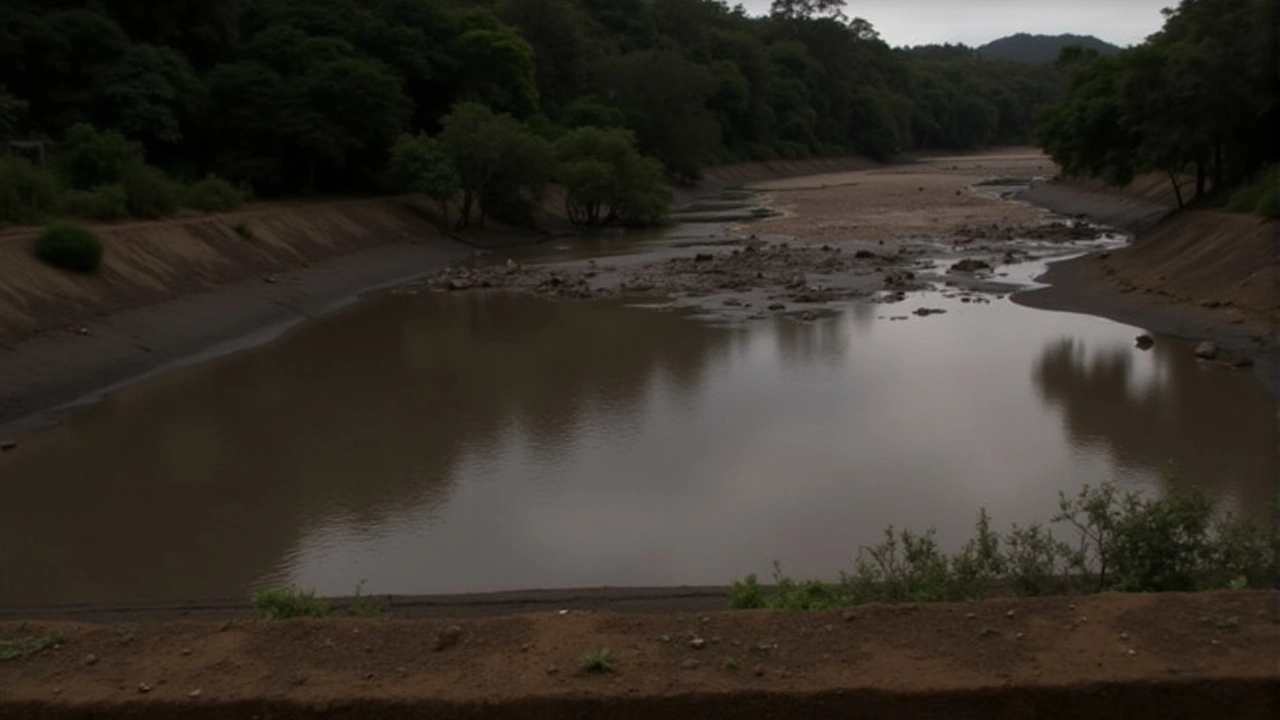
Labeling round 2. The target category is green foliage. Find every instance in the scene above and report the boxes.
[55,124,143,190]
[390,133,461,225]
[61,185,129,220]
[232,220,255,239]
[185,175,247,212]
[0,632,65,662]
[555,126,670,226]
[348,581,384,617]
[579,648,615,673]
[253,587,330,620]
[0,156,60,225]
[1225,165,1279,219]
[120,162,179,218]
[731,481,1277,610]
[1036,0,1277,202]
[33,223,105,273]
[439,102,553,228]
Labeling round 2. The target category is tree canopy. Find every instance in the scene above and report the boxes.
[1037,0,1278,208]
[2,0,1103,226]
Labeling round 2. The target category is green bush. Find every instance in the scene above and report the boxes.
[730,480,1276,611]
[121,163,179,218]
[252,587,330,620]
[55,123,143,190]
[61,185,129,220]
[185,174,246,212]
[33,223,105,273]
[1225,165,1279,219]
[0,155,60,225]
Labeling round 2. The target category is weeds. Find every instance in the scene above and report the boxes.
[579,648,615,673]
[348,581,384,617]
[1199,613,1241,632]
[722,657,741,670]
[253,587,330,620]
[33,223,104,272]
[0,632,65,661]
[730,481,1276,611]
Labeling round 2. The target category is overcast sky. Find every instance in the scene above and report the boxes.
[736,0,1171,48]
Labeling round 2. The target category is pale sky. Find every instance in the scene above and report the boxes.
[737,0,1172,48]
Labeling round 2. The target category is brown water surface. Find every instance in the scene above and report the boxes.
[0,286,1273,604]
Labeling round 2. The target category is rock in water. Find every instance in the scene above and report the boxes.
[1193,341,1219,360]
[1135,334,1155,350]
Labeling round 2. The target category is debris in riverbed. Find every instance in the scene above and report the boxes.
[951,259,992,273]
[1135,334,1155,350]
[1193,341,1219,360]
[912,308,947,317]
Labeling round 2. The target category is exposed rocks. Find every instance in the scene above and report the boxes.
[0,440,16,452]
[1193,341,1219,360]
[689,638,706,650]
[912,308,947,317]
[950,259,991,274]
[1135,334,1155,350]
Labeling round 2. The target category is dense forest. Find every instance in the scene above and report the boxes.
[1038,0,1279,215]
[1,0,1067,229]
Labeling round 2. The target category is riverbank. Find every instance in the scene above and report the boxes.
[0,157,889,430]
[1013,180,1277,388]
[1,590,1274,719]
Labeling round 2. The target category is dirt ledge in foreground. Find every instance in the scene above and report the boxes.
[2,591,1275,719]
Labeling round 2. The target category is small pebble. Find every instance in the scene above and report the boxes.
[188,689,202,699]
[1119,632,1129,641]
[180,648,192,656]
[681,659,701,670]
[689,638,706,650]
[138,683,152,694]
[546,665,559,675]
[1126,649,1137,657]
[1005,610,1016,619]
[753,664,766,677]
[965,613,976,620]
[84,653,99,666]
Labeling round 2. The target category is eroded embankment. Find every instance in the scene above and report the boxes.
[0,591,1274,719]
[1016,181,1278,362]
[0,196,467,344]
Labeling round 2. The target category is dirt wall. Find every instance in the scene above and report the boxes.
[0,196,459,345]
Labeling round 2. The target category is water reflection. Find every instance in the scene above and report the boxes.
[0,292,1273,605]
[0,294,737,604]
[1033,338,1277,515]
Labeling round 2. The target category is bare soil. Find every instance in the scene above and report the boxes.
[1,591,1274,719]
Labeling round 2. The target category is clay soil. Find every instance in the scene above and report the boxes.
[1,591,1275,719]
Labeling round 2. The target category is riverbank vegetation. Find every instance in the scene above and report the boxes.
[1037,0,1278,214]
[2,0,1071,229]
[731,481,1276,610]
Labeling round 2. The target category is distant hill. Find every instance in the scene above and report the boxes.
[976,33,1121,63]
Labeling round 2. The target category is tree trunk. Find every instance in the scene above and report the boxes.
[1212,140,1223,195]
[456,190,473,230]
[1167,170,1185,209]
[439,198,450,230]
[1195,156,1206,199]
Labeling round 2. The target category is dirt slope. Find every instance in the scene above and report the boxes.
[0,591,1274,719]
[0,197,462,345]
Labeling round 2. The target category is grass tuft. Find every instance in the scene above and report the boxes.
[579,648,615,673]
[253,587,330,620]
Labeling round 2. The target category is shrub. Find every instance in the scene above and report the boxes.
[1225,165,1280,219]
[185,174,246,212]
[0,156,60,225]
[55,123,142,190]
[33,223,105,273]
[61,185,129,220]
[252,587,330,620]
[232,220,254,239]
[121,163,179,218]
[729,480,1276,611]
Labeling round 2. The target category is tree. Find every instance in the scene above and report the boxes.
[390,133,462,227]
[600,51,720,180]
[770,0,847,22]
[98,44,204,146]
[439,102,552,228]
[555,126,670,226]
[454,25,540,117]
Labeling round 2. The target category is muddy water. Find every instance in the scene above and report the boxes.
[0,279,1273,605]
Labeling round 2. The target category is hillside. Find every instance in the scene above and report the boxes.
[977,33,1120,63]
